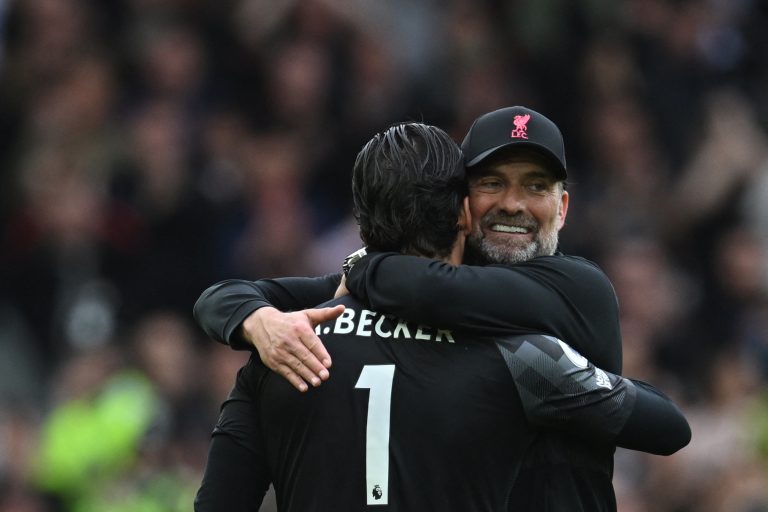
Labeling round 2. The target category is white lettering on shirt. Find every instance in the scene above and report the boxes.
[318,307,453,343]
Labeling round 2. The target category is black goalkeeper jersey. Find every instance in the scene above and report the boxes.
[196,295,678,512]
[193,253,688,511]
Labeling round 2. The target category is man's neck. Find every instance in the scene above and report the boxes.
[461,241,485,265]
[447,236,465,265]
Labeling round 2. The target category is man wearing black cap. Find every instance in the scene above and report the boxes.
[325,107,622,377]
[209,108,627,509]
[194,108,635,509]
[195,106,620,378]
[461,106,568,265]
[336,109,627,509]
[195,121,688,512]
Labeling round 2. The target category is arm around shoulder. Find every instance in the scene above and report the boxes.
[193,274,342,349]
[193,280,277,349]
[508,334,688,455]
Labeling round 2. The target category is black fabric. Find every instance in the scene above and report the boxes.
[508,434,618,512]
[193,273,341,349]
[200,297,530,511]
[460,106,567,178]
[615,380,692,455]
[191,253,690,511]
[195,298,689,511]
[345,252,623,373]
[194,415,270,511]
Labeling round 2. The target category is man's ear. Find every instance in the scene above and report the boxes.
[557,190,569,230]
[458,196,472,235]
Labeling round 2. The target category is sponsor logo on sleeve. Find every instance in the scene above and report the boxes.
[555,338,588,368]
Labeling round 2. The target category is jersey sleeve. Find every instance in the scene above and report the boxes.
[194,360,272,510]
[345,252,623,373]
[497,334,690,455]
[614,379,692,455]
[193,274,342,349]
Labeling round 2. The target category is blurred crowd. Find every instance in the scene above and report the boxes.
[1,0,767,510]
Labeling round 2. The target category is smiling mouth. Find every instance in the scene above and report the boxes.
[490,224,533,234]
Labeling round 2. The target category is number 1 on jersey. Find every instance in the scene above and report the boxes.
[355,365,395,505]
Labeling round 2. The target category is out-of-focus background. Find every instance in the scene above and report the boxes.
[1,0,767,510]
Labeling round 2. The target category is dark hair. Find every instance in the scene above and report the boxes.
[352,123,467,259]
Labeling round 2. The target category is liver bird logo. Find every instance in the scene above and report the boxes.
[510,114,531,139]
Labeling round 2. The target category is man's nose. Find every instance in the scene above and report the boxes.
[498,188,526,213]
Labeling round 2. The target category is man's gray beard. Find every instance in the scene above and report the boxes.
[468,228,559,264]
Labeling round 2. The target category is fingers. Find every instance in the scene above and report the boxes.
[251,305,345,392]
[299,330,332,371]
[279,333,329,388]
[263,330,329,391]
[274,353,328,393]
[303,306,343,368]
[305,304,345,324]
[275,364,311,393]
[263,345,323,387]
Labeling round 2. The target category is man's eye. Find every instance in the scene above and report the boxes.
[474,179,503,190]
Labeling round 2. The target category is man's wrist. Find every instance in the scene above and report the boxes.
[241,307,275,347]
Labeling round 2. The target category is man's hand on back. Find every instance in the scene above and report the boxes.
[241,305,345,392]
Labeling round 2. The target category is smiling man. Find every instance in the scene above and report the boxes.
[461,106,569,265]
[193,108,631,510]
[338,107,621,377]
[196,106,621,380]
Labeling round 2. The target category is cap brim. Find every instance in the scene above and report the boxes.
[466,141,567,179]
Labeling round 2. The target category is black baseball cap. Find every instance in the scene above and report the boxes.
[461,106,567,179]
